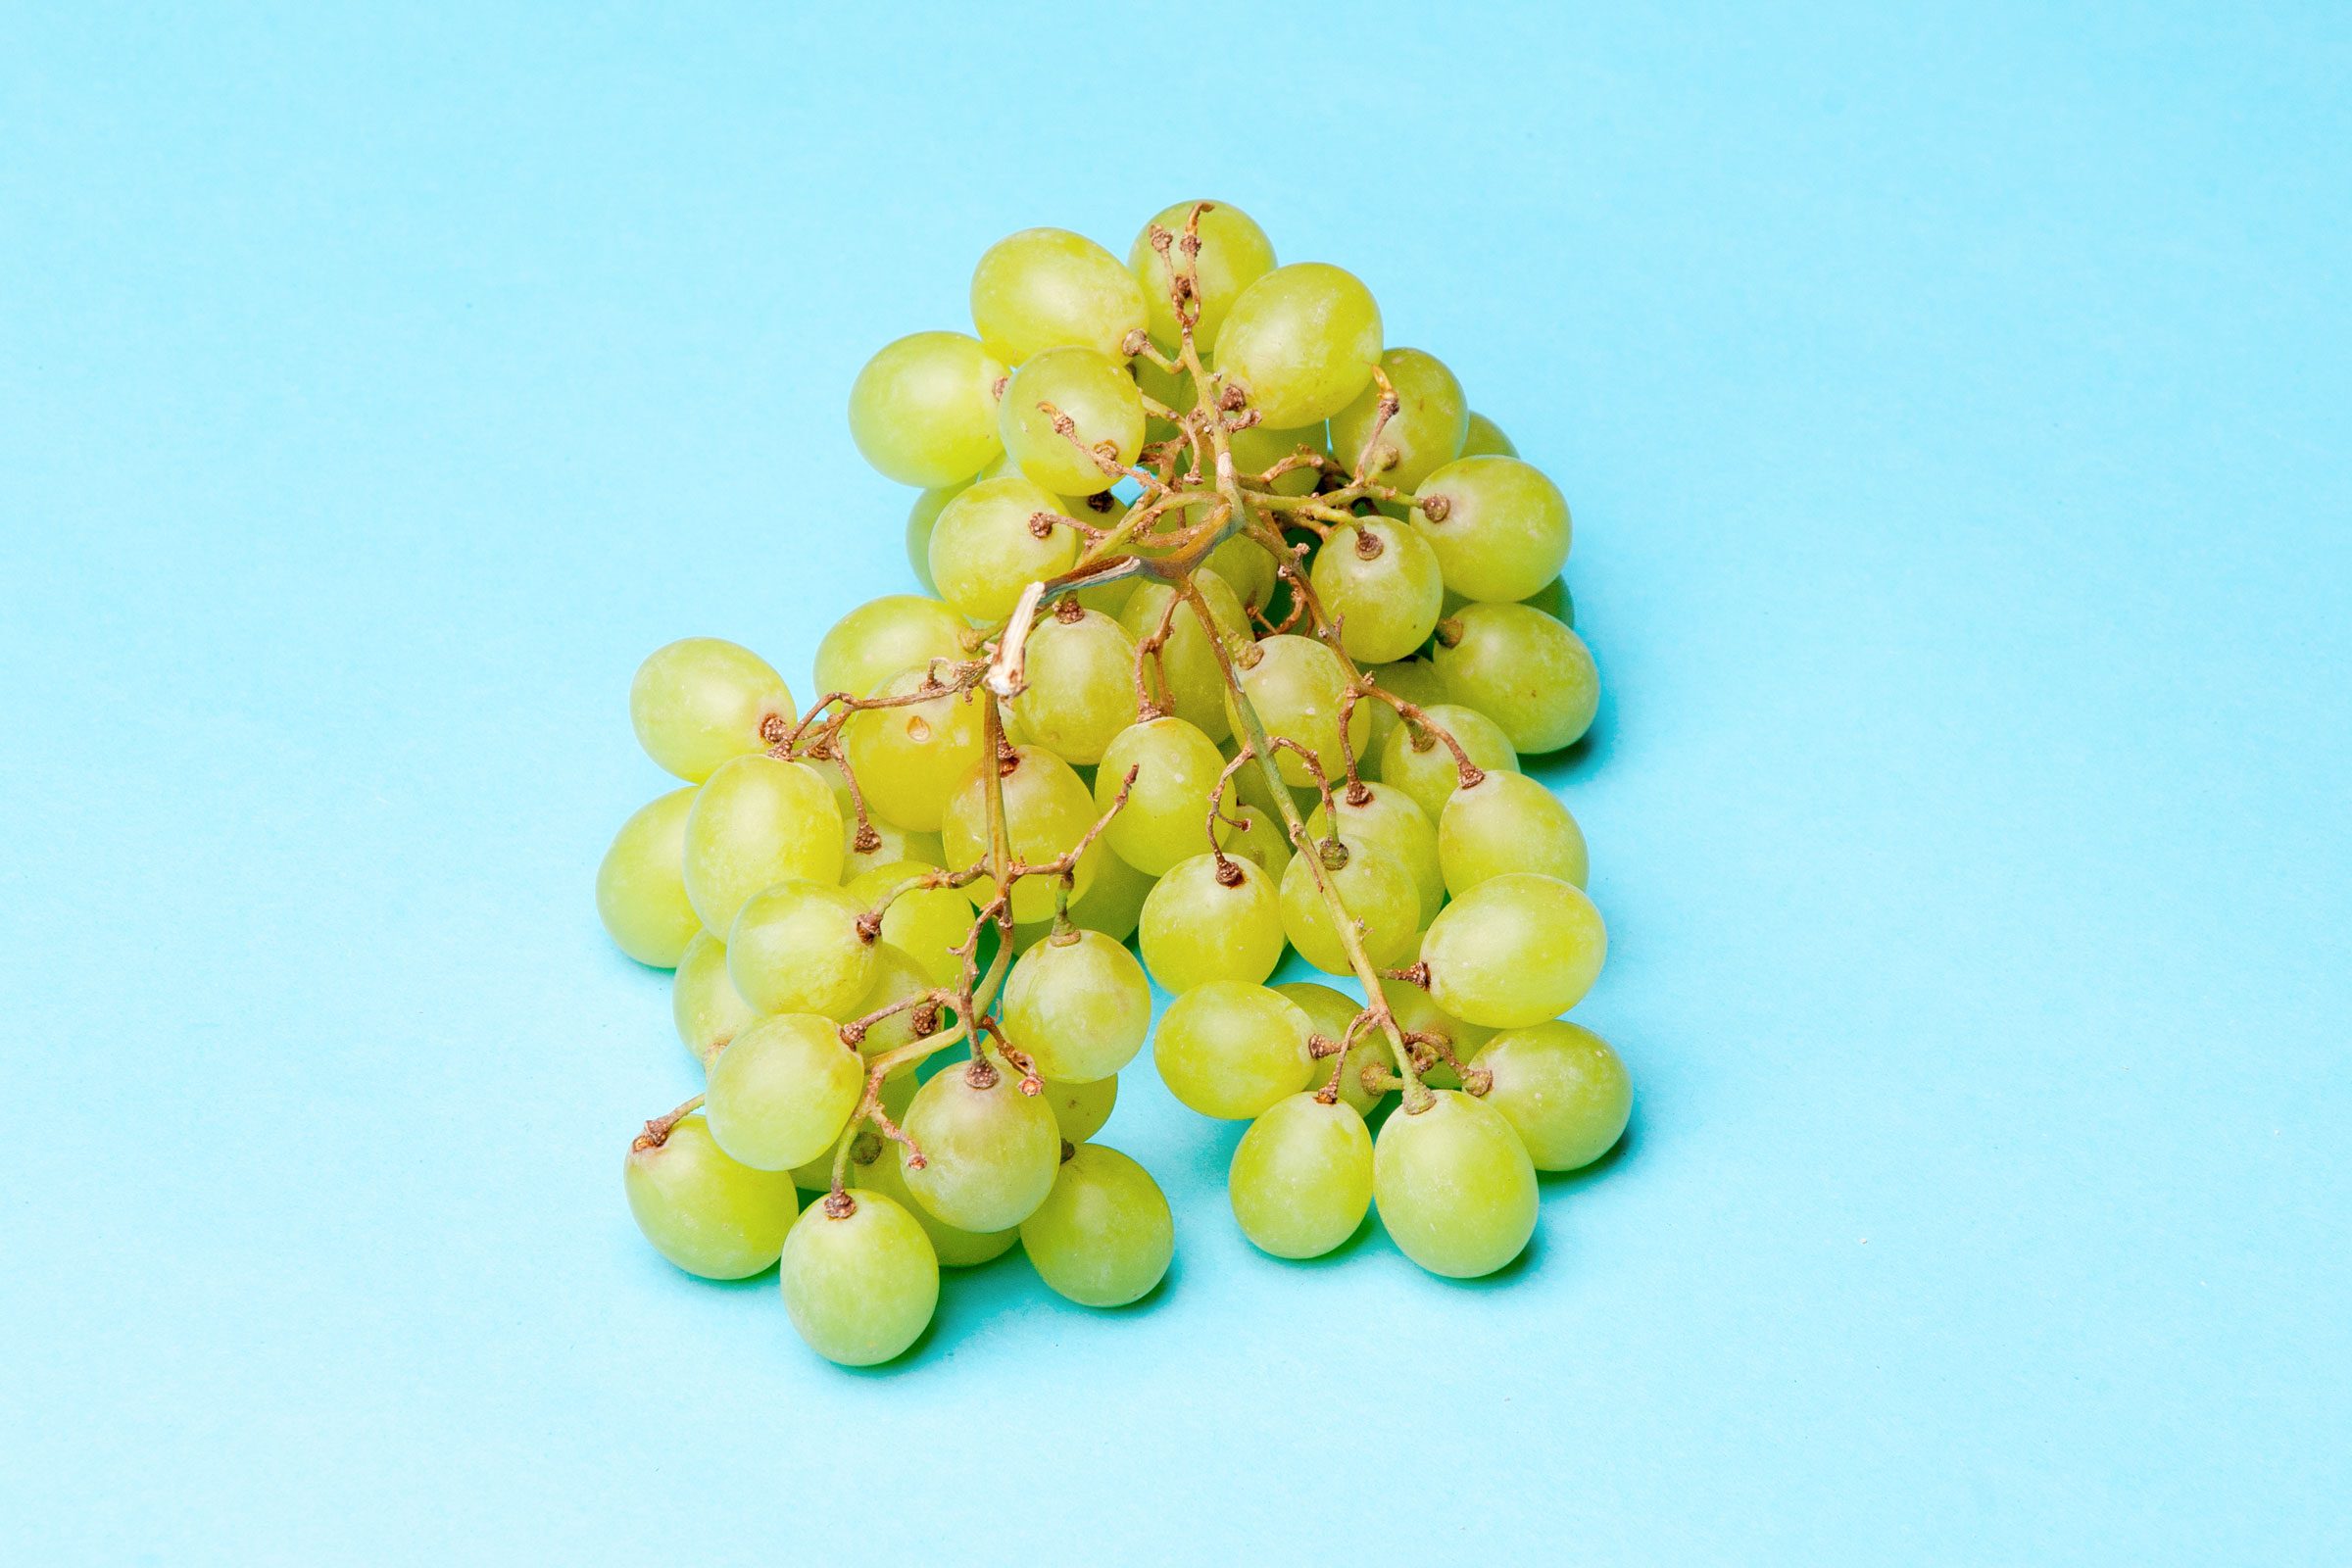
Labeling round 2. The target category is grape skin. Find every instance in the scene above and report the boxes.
[1041,1073,1118,1143]
[779,1191,939,1366]
[929,475,1082,623]
[1128,200,1277,353]
[970,227,1149,365]
[1153,980,1313,1120]
[1459,411,1517,459]
[1375,701,1520,826]
[1434,601,1601,755]
[1420,871,1607,1030]
[680,755,843,938]
[1329,347,1469,494]
[704,1012,865,1172]
[1475,1020,1632,1171]
[845,667,989,832]
[1138,852,1285,993]
[1097,714,1231,876]
[1118,568,1250,744]
[596,786,702,967]
[1230,1093,1374,1259]
[1005,609,1138,765]
[1411,455,1572,605]
[1001,928,1152,1083]
[1373,1090,1540,1279]
[1216,262,1384,427]
[1238,633,1375,790]
[813,595,969,705]
[1439,770,1589,895]
[1001,347,1146,497]
[900,1063,1062,1233]
[939,745,1101,924]
[1308,517,1446,664]
[725,880,878,1017]
[1019,1144,1174,1306]
[1278,835,1420,975]
[624,1112,800,1279]
[671,930,761,1069]
[1307,780,1446,927]
[1273,981,1389,1117]
[848,330,1005,488]
[631,637,797,783]
[852,1140,1017,1268]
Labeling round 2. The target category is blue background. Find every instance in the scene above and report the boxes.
[4,3,2346,1561]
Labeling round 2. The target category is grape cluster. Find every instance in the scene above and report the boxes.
[602,201,1632,1366]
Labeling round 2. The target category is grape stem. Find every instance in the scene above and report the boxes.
[632,1095,707,1152]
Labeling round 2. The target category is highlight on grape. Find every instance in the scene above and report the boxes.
[603,202,1631,1366]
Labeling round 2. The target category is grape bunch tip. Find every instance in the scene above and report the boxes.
[600,200,1633,1367]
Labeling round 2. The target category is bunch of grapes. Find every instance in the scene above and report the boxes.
[601,202,1632,1367]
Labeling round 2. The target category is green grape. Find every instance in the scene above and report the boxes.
[596,786,702,967]
[1308,780,1444,927]
[1005,607,1139,764]
[1372,1090,1539,1278]
[1000,347,1145,496]
[1421,872,1606,1029]
[624,1112,800,1279]
[1459,411,1517,459]
[1204,534,1279,614]
[1138,852,1284,993]
[1439,574,1575,626]
[844,941,942,1059]
[1410,456,1572,604]
[1225,737,1305,820]
[839,811,945,885]
[847,862,972,990]
[1128,199,1277,352]
[1238,634,1374,788]
[928,475,1082,623]
[970,227,1149,364]
[1329,347,1468,492]
[1218,802,1292,885]
[1273,981,1386,1117]
[1229,1093,1373,1259]
[1476,1020,1631,1171]
[845,668,988,831]
[905,484,961,593]
[1134,352,1192,441]
[1020,1144,1173,1307]
[1062,839,1154,942]
[1040,1073,1117,1143]
[672,930,763,1069]
[681,755,843,937]
[1154,980,1314,1119]
[1376,701,1519,825]
[852,1138,1017,1267]
[1001,927,1151,1082]
[1439,771,1588,895]
[900,1060,1062,1231]
[704,1012,865,1171]
[1097,714,1230,875]
[1381,975,1494,1090]
[847,330,1006,487]
[939,745,1100,923]
[630,637,797,782]
[1117,567,1250,744]
[1215,263,1383,426]
[812,594,969,704]
[789,1068,915,1192]
[1308,517,1445,664]
[1278,834,1419,974]
[1068,568,1136,619]
[1434,602,1600,754]
[726,880,879,1017]
[1361,657,1448,774]
[778,1191,939,1366]
[1226,417,1330,498]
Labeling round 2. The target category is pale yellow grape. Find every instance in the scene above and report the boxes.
[1421,872,1606,1029]
[705,1012,865,1171]
[852,1141,1017,1267]
[1381,974,1495,1090]
[1226,417,1329,498]
[1138,852,1284,993]
[596,786,702,967]
[939,745,1101,923]
[929,474,1081,623]
[1362,657,1448,772]
[1476,1020,1631,1171]
[1376,701,1519,825]
[1153,980,1314,1119]
[1134,352,1191,441]
[838,812,945,885]
[1279,835,1419,975]
[1062,841,1154,943]
[847,330,1005,487]
[1204,534,1278,613]
[845,667,988,831]
[1411,455,1572,604]
[1001,927,1151,1083]
[1329,347,1468,492]
[726,880,878,1017]
[905,484,960,592]
[1097,714,1230,875]
[1274,981,1387,1117]
[1215,263,1384,426]
[1308,780,1445,926]
[843,942,942,1060]
[812,595,968,705]
[1118,567,1250,744]
[970,227,1149,364]
[1041,1074,1118,1144]
[1438,574,1576,625]
[1309,516,1445,664]
[847,861,971,990]
[900,1061,1062,1232]
[1372,1090,1539,1278]
[789,1069,915,1192]
[624,1112,799,1279]
[1229,1093,1373,1259]
[1439,771,1588,894]
[681,755,843,936]
[1218,803,1293,885]
[1001,347,1145,496]
[1239,633,1374,789]
[671,930,764,1069]
[1460,411,1517,458]
[778,1191,938,1366]
[630,637,797,782]
[1434,601,1600,754]
[1005,608,1138,764]
[1020,1144,1173,1307]
[1128,200,1277,352]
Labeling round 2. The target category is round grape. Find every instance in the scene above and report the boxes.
[596,786,702,967]
[680,755,843,937]
[1001,927,1151,1083]
[1376,701,1519,825]
[1373,1090,1539,1278]
[1329,347,1468,493]
[1128,200,1276,352]
[704,1012,865,1171]
[812,595,968,705]
[1411,456,1572,604]
[1020,1144,1173,1308]
[1000,347,1145,496]
[778,1191,939,1366]
[939,745,1101,923]
[1238,633,1374,789]
[1476,1020,1631,1171]
[1434,602,1600,754]
[624,1112,800,1279]
[852,1139,1016,1268]
[1439,770,1588,894]
[1421,872,1606,1029]
[970,227,1149,364]
[630,637,796,782]
[846,667,989,831]
[1138,852,1284,993]
[847,330,1005,487]
[1215,263,1383,426]
[1230,1093,1373,1259]
[1153,980,1313,1120]
[929,475,1081,623]
[900,1060,1061,1232]
[1279,835,1419,975]
[1098,714,1230,875]
[1005,607,1139,764]
[1308,516,1445,664]
[726,880,878,1017]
